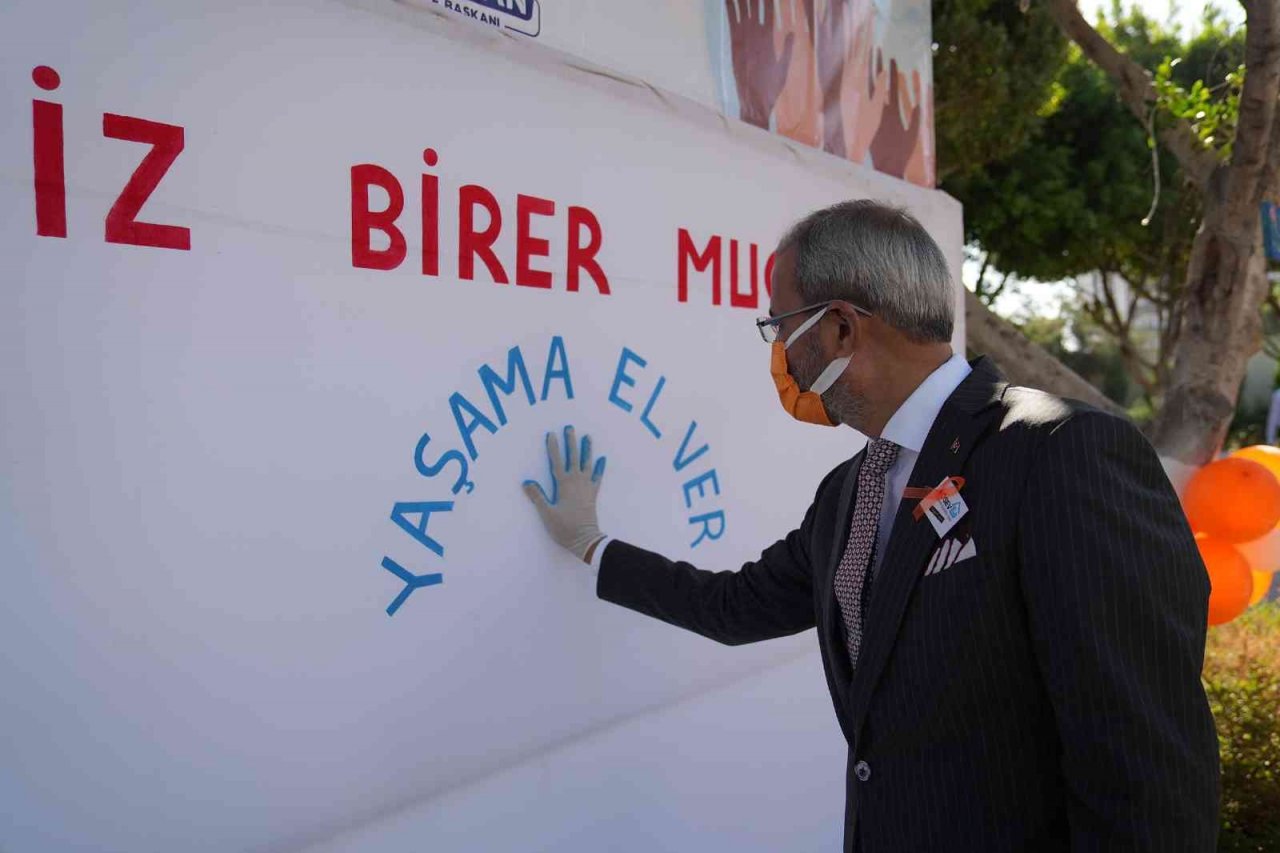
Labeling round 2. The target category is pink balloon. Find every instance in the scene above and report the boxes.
[1235,525,1280,575]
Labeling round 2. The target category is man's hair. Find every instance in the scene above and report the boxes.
[777,200,954,344]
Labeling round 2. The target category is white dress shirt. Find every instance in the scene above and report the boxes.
[588,353,973,578]
[588,534,612,573]
[872,353,972,575]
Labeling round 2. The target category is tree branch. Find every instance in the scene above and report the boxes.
[1265,101,1280,198]
[1129,274,1167,308]
[1125,352,1158,399]
[1045,0,1222,191]
[1229,0,1280,201]
[1098,270,1130,337]
[1260,1,1280,200]
[975,252,992,301]
[989,270,1012,302]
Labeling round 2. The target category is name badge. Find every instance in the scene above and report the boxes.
[923,476,968,538]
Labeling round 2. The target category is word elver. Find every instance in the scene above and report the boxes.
[380,337,726,616]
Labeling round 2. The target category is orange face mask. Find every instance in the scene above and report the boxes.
[769,306,852,427]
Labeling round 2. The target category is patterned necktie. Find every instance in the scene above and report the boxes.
[834,438,900,670]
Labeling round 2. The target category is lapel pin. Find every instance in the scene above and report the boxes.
[950,437,960,454]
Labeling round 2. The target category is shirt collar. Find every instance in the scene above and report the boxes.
[879,354,973,454]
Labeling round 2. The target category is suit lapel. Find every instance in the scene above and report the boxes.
[843,357,1007,739]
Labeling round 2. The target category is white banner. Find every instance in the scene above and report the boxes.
[395,0,937,185]
[0,2,962,851]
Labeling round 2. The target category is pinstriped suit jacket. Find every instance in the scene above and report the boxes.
[597,357,1219,853]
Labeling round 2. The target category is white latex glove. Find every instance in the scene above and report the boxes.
[522,426,607,563]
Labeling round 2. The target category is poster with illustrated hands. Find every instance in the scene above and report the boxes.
[0,1,962,850]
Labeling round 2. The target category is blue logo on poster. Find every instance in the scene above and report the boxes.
[473,0,536,21]
[429,0,541,36]
[1262,202,1280,262]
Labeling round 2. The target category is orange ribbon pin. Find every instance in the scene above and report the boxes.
[906,476,966,522]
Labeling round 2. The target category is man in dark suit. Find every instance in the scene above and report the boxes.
[522,201,1220,852]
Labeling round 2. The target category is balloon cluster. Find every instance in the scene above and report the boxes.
[1181,446,1280,625]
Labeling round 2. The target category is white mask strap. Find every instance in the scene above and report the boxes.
[810,355,853,396]
[783,305,831,351]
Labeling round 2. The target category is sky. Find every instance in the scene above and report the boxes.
[1078,0,1245,37]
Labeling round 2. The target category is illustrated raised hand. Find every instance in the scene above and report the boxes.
[812,0,845,155]
[522,426,607,564]
[868,58,924,179]
[726,0,796,129]
[773,0,821,146]
[812,0,881,160]
[903,69,934,186]
[844,20,889,164]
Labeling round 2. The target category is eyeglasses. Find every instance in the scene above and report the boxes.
[755,300,873,343]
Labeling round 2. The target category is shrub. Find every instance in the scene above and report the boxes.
[1204,603,1280,850]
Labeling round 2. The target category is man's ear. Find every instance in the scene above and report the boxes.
[830,301,861,357]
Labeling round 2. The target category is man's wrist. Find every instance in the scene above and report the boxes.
[585,535,611,571]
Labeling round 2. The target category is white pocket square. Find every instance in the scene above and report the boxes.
[926,536,977,576]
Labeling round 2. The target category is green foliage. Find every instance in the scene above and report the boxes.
[1218,825,1280,853]
[945,5,1247,409]
[1126,395,1155,428]
[944,3,1244,282]
[931,0,1068,181]
[1226,396,1268,452]
[945,17,1203,284]
[1153,57,1244,159]
[1204,604,1280,848]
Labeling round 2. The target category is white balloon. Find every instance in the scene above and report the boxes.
[1235,526,1280,574]
[1159,455,1198,499]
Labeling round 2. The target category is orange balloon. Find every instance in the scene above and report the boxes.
[1183,458,1280,543]
[1231,445,1280,483]
[1249,569,1273,607]
[1196,535,1254,625]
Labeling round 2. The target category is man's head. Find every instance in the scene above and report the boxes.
[768,200,955,432]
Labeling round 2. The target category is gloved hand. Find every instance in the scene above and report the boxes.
[522,426,608,563]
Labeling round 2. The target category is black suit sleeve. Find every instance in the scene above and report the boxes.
[1016,411,1219,851]
[596,465,844,646]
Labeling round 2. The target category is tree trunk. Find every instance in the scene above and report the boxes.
[1148,198,1270,464]
[1045,0,1280,465]
[963,288,1126,416]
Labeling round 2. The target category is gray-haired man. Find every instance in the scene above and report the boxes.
[524,200,1219,853]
